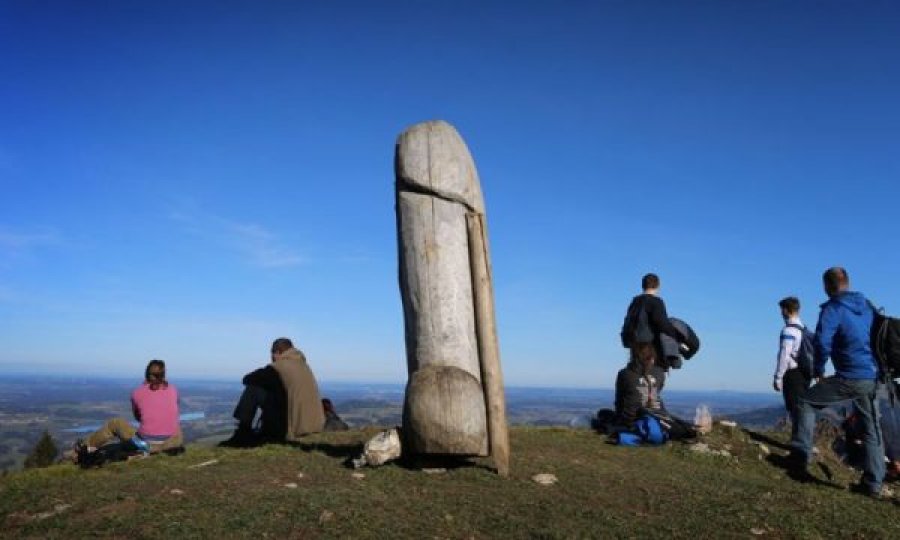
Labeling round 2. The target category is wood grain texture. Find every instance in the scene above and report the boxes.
[467,212,510,474]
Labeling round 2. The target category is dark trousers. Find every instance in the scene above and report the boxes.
[782,368,810,420]
[233,385,268,431]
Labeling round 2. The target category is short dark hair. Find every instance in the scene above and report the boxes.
[271,337,294,354]
[778,297,800,314]
[641,273,660,290]
[823,267,849,296]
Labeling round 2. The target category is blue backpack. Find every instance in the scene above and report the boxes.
[617,413,668,446]
[787,323,815,380]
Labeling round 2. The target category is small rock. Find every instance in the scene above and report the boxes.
[719,420,738,428]
[33,504,72,521]
[750,527,766,536]
[319,510,334,525]
[690,443,710,453]
[422,468,447,475]
[532,473,558,485]
[188,459,219,469]
[297,472,305,479]
[284,483,298,489]
[754,442,771,455]
[170,489,184,496]
[351,472,366,480]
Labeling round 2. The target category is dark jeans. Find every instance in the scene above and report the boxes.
[233,384,268,431]
[791,376,884,492]
[782,368,811,421]
[878,383,900,462]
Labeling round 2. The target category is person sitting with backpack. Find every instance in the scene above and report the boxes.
[220,338,326,447]
[772,297,813,428]
[72,359,183,465]
[620,273,688,372]
[609,343,696,445]
[789,267,885,499]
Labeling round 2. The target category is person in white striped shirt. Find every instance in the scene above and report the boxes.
[774,297,811,422]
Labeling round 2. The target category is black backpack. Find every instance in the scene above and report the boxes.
[621,298,654,348]
[786,323,816,380]
[871,305,900,379]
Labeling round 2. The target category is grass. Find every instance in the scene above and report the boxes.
[1,426,898,539]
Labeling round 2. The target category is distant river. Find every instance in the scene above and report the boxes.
[62,412,206,433]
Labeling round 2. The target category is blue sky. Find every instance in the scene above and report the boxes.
[1,1,898,391]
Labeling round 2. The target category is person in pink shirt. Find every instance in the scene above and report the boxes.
[73,360,183,461]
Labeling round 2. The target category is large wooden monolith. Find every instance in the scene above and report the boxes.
[395,120,510,475]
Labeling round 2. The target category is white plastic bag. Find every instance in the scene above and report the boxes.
[351,428,402,468]
[694,404,713,434]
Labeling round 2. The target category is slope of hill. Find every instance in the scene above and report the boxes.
[1,426,897,539]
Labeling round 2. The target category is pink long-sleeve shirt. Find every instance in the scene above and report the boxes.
[130,382,180,438]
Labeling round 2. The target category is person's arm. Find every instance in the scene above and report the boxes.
[243,365,282,391]
[774,329,797,391]
[649,297,687,343]
[815,304,838,378]
[131,394,141,423]
[620,298,637,347]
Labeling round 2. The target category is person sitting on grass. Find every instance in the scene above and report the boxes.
[72,359,183,463]
[608,343,696,443]
[220,338,326,447]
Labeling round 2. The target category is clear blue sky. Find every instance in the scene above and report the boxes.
[1,1,898,391]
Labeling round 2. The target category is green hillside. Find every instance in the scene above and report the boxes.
[1,426,897,539]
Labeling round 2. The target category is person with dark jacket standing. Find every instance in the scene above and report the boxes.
[789,267,885,498]
[621,273,687,370]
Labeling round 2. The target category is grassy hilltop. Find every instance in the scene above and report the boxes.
[1,426,898,539]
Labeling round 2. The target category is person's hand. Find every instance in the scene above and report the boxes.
[773,379,782,392]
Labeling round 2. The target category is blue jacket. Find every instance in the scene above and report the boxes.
[814,291,877,379]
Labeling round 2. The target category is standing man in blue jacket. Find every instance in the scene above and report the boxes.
[790,267,885,498]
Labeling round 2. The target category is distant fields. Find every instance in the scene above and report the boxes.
[0,375,783,472]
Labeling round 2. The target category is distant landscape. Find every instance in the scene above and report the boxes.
[0,374,786,472]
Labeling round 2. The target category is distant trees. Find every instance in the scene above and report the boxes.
[24,430,58,469]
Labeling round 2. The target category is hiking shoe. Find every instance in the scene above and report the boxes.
[849,482,883,500]
[69,439,97,465]
[786,451,816,483]
[218,430,262,448]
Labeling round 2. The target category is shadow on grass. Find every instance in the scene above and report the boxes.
[741,428,792,452]
[765,452,843,490]
[394,454,496,474]
[291,442,363,459]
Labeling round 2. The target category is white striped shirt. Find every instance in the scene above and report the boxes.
[774,317,804,383]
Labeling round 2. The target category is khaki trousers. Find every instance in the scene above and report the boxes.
[86,417,183,452]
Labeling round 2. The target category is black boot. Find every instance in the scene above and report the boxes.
[218,428,262,448]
